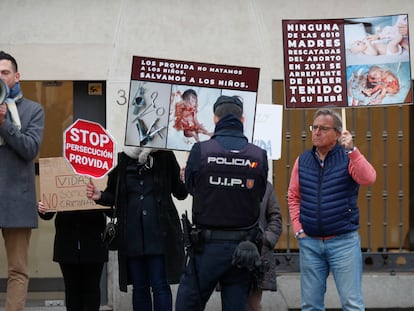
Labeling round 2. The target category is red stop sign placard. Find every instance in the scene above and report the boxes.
[63,119,116,179]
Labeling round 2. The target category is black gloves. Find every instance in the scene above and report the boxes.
[232,240,261,271]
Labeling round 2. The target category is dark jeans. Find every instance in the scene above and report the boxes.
[175,241,250,311]
[127,254,172,311]
[59,262,104,311]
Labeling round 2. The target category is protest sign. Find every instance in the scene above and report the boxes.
[63,119,116,179]
[39,157,109,212]
[283,14,411,109]
[253,104,283,160]
[125,56,260,151]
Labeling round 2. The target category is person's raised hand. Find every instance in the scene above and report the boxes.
[38,201,48,214]
[0,104,7,127]
[340,130,354,151]
[86,180,101,200]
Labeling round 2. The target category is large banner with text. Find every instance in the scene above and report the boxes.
[124,56,260,151]
[283,14,411,109]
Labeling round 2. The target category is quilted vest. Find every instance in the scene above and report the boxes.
[298,144,360,237]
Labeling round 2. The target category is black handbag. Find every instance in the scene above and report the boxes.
[103,216,118,250]
[102,174,120,250]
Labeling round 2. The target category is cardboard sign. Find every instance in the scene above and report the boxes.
[39,157,109,212]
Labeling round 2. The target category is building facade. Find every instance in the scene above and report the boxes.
[1,0,413,309]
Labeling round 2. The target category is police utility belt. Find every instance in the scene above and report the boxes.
[201,229,251,242]
[193,226,261,244]
[187,228,251,254]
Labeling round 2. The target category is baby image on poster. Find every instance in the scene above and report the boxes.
[171,88,214,142]
[347,62,411,106]
[345,14,409,65]
[166,85,258,151]
[344,14,411,106]
[167,86,219,150]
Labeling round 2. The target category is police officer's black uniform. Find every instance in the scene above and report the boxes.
[175,96,268,311]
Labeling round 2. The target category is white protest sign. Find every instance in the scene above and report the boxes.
[253,104,283,160]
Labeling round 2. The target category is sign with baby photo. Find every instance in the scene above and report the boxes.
[124,56,260,151]
[283,14,411,109]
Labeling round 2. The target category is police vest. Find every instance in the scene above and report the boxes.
[192,139,266,229]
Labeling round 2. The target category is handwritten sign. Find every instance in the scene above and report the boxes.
[39,157,109,212]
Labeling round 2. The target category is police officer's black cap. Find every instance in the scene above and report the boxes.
[213,95,243,113]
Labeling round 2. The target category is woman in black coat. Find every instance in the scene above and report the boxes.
[38,205,109,311]
[87,147,188,311]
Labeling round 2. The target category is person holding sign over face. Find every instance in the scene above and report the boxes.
[288,108,376,310]
[86,146,188,311]
[0,51,45,311]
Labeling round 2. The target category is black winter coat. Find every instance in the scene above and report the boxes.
[39,210,109,264]
[96,150,188,292]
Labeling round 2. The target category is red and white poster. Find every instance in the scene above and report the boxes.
[124,56,260,151]
[283,14,411,109]
[63,119,116,179]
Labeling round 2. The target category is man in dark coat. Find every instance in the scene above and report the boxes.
[0,51,44,310]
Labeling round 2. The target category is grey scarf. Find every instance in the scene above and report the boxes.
[0,96,22,146]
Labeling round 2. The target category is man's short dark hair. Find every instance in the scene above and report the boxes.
[213,95,243,119]
[0,51,18,72]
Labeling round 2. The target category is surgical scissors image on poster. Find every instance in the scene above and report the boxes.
[132,89,166,145]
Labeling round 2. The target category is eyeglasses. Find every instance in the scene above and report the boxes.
[309,125,337,132]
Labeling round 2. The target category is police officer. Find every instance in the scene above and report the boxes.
[175,95,268,311]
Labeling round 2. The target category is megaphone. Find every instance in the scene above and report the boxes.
[0,79,9,104]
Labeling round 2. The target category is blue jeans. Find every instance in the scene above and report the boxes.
[127,255,172,311]
[298,231,364,311]
[175,241,250,311]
